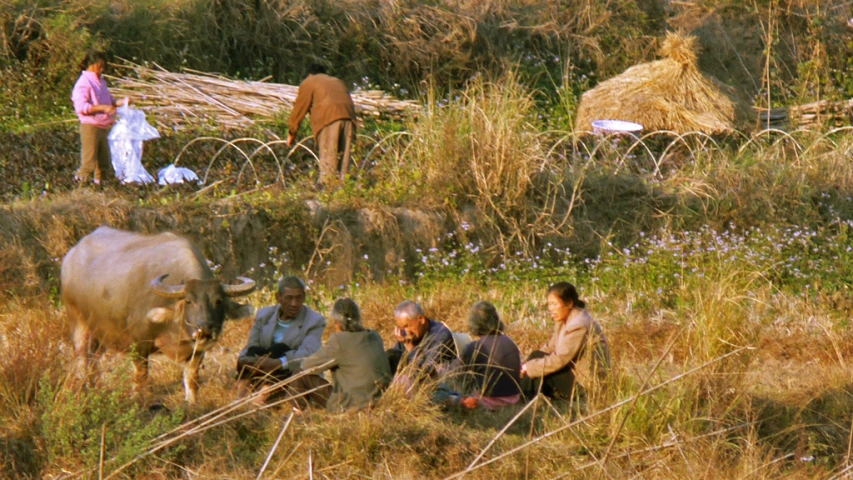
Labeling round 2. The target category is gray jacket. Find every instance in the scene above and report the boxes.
[240,305,326,363]
[300,329,392,411]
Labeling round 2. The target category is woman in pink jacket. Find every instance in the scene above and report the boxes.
[521,281,611,401]
[71,50,128,185]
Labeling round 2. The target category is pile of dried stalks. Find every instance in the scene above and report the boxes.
[106,61,420,130]
[575,32,740,135]
[760,99,853,130]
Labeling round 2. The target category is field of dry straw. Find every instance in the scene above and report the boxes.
[3,0,853,478]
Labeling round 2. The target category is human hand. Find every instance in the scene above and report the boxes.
[237,355,257,371]
[520,363,528,377]
[286,133,295,147]
[393,326,406,344]
[394,327,416,351]
[103,104,116,115]
[238,355,283,375]
[258,357,284,373]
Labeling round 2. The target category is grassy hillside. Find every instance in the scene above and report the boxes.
[3,0,853,129]
[3,1,853,478]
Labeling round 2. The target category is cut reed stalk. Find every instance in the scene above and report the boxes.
[257,412,295,480]
[106,61,420,131]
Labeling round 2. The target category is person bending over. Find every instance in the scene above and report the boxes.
[287,64,357,187]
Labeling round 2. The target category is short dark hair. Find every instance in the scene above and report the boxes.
[468,301,505,336]
[80,49,108,71]
[331,298,365,332]
[303,64,327,78]
[277,276,306,294]
[547,281,586,309]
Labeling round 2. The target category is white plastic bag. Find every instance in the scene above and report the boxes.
[108,105,160,184]
[158,164,200,185]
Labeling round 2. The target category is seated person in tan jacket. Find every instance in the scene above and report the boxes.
[521,281,611,400]
[235,276,326,398]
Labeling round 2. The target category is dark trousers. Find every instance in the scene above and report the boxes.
[521,350,577,400]
[386,348,404,376]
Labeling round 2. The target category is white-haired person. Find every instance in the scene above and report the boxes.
[289,298,392,411]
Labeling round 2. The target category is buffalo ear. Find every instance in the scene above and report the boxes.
[146,307,175,324]
[226,301,254,321]
[171,300,186,321]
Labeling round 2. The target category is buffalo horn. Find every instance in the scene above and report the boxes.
[223,276,256,297]
[150,274,187,298]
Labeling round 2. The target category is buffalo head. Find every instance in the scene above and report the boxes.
[150,274,255,343]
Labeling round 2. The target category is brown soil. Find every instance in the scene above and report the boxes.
[0,189,450,302]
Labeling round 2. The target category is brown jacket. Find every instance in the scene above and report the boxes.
[288,73,357,138]
[525,307,611,388]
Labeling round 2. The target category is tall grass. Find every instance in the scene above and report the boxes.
[5,0,853,131]
[3,3,853,475]
[2,201,852,476]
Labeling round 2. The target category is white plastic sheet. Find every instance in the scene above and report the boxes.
[158,164,200,185]
[108,105,160,184]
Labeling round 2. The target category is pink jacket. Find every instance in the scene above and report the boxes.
[71,71,116,128]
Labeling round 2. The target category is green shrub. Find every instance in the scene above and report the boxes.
[37,364,183,474]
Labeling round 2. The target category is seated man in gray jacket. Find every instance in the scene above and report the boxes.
[236,276,326,398]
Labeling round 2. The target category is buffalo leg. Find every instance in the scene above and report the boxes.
[71,312,93,385]
[183,352,205,404]
[131,354,149,397]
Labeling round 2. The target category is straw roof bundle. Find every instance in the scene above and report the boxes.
[575,33,737,135]
[106,61,420,131]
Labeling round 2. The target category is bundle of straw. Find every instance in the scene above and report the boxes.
[106,60,420,131]
[760,98,853,130]
[575,32,739,135]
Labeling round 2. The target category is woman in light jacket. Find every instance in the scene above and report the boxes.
[521,281,611,400]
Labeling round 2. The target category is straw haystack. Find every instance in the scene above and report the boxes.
[575,33,738,135]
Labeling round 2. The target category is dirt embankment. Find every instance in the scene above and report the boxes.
[0,190,449,300]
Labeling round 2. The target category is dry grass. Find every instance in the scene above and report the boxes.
[1,271,848,479]
[106,61,420,130]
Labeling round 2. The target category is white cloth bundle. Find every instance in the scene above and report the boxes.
[108,105,160,184]
[158,164,200,185]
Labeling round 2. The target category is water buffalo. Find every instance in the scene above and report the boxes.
[61,226,255,403]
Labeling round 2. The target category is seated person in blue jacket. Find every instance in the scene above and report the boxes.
[386,300,457,382]
[235,276,326,398]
